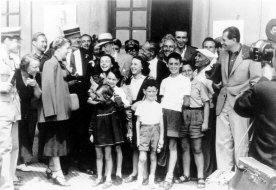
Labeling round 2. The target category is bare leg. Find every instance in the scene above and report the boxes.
[137,151,147,184]
[165,138,177,181]
[149,151,157,184]
[191,138,204,179]
[115,146,122,177]
[104,146,113,182]
[95,147,103,180]
[181,138,191,177]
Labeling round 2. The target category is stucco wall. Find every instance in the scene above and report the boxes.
[20,0,109,54]
[192,0,276,47]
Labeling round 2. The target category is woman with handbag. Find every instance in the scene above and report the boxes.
[38,37,72,186]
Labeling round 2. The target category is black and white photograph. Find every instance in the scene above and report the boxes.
[1,0,276,189]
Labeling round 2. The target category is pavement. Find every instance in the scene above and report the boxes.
[15,131,228,190]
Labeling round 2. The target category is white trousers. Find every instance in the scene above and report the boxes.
[0,121,19,190]
[216,99,249,171]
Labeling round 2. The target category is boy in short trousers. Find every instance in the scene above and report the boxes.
[159,53,191,189]
[134,79,164,189]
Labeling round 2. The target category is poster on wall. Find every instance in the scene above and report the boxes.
[213,20,244,43]
[43,5,77,43]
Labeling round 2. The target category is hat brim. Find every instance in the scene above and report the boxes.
[95,40,113,48]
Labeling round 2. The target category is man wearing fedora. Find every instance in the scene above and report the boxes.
[0,27,22,190]
[96,33,133,78]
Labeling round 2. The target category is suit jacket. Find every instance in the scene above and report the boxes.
[176,45,197,68]
[234,77,276,170]
[116,53,133,77]
[156,59,170,88]
[216,46,262,115]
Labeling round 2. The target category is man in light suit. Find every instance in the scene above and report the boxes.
[215,26,261,171]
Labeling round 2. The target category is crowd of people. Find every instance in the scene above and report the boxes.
[1,24,275,190]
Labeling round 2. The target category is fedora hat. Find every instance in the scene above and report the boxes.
[95,33,113,48]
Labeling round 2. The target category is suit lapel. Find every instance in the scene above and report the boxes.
[229,51,243,77]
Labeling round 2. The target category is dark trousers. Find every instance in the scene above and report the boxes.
[18,110,37,164]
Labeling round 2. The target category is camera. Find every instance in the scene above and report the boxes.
[249,40,274,62]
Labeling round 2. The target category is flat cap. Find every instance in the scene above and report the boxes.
[1,27,21,39]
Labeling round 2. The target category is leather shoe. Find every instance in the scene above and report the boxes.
[124,175,137,183]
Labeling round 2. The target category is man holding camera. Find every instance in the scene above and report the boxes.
[234,58,276,170]
[215,26,262,171]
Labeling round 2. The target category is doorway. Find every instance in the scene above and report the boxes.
[150,0,192,44]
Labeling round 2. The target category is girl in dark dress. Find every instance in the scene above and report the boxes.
[16,54,41,169]
[89,84,124,189]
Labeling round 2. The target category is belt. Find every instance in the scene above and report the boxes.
[141,123,160,127]
[186,107,203,110]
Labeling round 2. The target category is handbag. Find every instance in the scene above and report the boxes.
[70,93,79,111]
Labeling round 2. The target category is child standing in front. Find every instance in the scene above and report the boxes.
[134,79,164,189]
[89,84,124,189]
[159,52,191,190]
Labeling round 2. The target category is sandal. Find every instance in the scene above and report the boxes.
[102,180,113,189]
[197,178,205,189]
[179,175,190,183]
[92,177,104,187]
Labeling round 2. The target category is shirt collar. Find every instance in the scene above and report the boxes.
[148,56,158,64]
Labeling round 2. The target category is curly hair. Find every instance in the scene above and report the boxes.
[52,36,71,50]
[160,34,177,50]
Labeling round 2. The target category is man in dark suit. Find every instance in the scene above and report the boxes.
[234,62,276,170]
[175,30,197,69]
[141,40,169,96]
[65,29,96,175]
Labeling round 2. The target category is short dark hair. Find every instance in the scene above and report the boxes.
[223,26,240,42]
[107,67,123,86]
[202,37,217,48]
[32,32,46,42]
[20,54,39,72]
[146,40,159,56]
[98,54,120,72]
[132,55,150,76]
[167,52,182,62]
[113,39,122,49]
[143,79,158,90]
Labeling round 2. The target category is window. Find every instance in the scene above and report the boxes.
[1,0,20,27]
[111,0,151,47]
